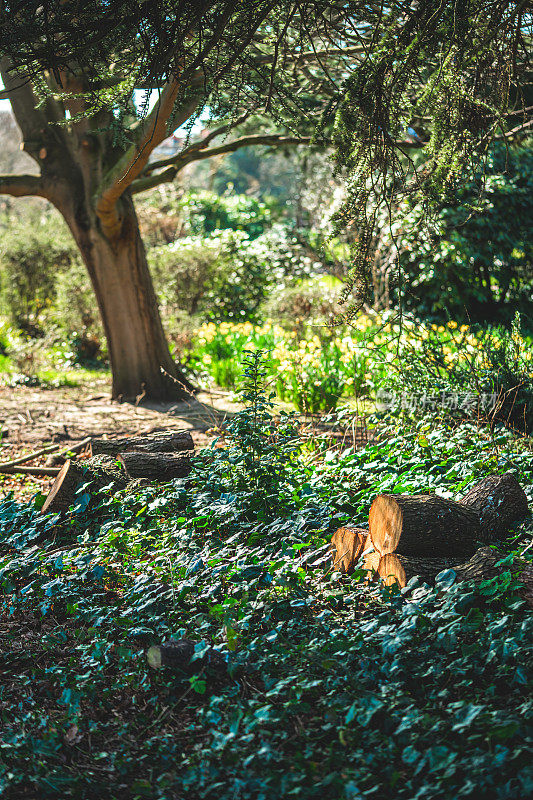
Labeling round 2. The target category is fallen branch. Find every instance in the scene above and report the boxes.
[0,443,62,470]
[0,465,61,477]
[0,436,92,471]
[45,436,92,466]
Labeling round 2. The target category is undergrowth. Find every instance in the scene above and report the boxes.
[0,353,531,799]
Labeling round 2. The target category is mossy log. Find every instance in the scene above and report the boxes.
[90,430,193,458]
[330,526,368,574]
[117,450,192,480]
[369,493,482,558]
[458,472,529,540]
[41,457,129,515]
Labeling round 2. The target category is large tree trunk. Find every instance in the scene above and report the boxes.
[67,196,193,401]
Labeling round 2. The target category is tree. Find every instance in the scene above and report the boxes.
[0,2,356,399]
[374,141,533,327]
[0,0,530,384]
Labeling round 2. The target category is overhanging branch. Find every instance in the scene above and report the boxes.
[130,133,315,195]
[95,83,203,238]
[0,173,48,198]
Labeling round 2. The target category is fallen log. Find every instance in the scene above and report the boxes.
[117,450,192,480]
[369,493,482,558]
[330,526,368,574]
[377,553,463,587]
[147,638,227,676]
[41,457,129,515]
[90,430,193,458]
[459,472,529,540]
[362,546,381,579]
[377,547,533,606]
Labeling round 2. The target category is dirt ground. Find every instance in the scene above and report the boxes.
[0,379,373,500]
[0,379,241,498]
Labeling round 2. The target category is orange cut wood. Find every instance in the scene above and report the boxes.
[378,554,407,587]
[369,493,482,558]
[330,526,367,574]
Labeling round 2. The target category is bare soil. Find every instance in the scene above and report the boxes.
[0,380,240,498]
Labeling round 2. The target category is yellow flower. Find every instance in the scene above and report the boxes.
[447,321,457,329]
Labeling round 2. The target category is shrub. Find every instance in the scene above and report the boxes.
[151,224,316,326]
[382,313,533,434]
[261,274,343,328]
[53,257,104,359]
[0,213,80,334]
[381,142,533,327]
[138,187,273,246]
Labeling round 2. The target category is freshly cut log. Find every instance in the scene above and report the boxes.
[330,526,368,574]
[377,553,464,587]
[369,493,482,558]
[362,539,381,580]
[90,430,193,458]
[378,547,533,605]
[117,450,192,480]
[459,473,529,541]
[41,457,128,515]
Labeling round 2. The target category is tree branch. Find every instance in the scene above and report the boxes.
[0,174,48,198]
[130,133,314,195]
[95,84,203,238]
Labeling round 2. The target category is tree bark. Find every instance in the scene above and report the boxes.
[118,450,192,480]
[66,195,194,401]
[90,430,194,457]
[369,493,482,558]
[459,473,529,540]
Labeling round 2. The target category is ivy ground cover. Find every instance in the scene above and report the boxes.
[0,371,532,799]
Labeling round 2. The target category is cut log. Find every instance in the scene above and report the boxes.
[117,450,192,480]
[377,553,464,587]
[377,547,533,605]
[90,430,193,458]
[362,547,381,579]
[41,457,128,515]
[147,638,227,675]
[369,493,482,558]
[330,526,368,574]
[458,472,529,540]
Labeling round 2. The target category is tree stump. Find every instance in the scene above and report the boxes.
[330,526,368,574]
[41,457,129,515]
[459,472,529,540]
[90,430,194,458]
[117,450,192,480]
[369,493,482,558]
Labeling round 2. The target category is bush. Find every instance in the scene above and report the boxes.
[382,142,533,327]
[138,187,273,246]
[0,213,80,334]
[261,274,343,328]
[382,313,533,434]
[53,257,104,358]
[151,224,317,326]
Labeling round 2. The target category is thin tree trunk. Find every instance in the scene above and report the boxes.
[68,195,194,401]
